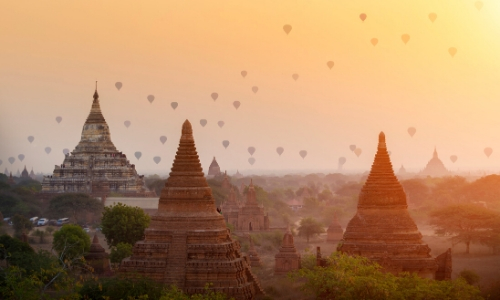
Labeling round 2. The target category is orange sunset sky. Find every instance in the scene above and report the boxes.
[1,0,500,175]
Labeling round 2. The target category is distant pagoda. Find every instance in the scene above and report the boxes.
[274,227,301,275]
[29,168,36,180]
[120,120,263,298]
[326,214,343,242]
[21,166,30,179]
[339,132,450,279]
[247,236,262,267]
[420,148,449,177]
[207,157,221,178]
[41,86,154,198]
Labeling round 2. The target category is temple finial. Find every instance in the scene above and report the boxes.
[93,81,99,100]
[378,132,386,149]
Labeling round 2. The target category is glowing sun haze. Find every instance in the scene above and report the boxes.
[1,0,500,174]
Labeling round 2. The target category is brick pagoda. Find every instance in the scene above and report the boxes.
[274,228,301,275]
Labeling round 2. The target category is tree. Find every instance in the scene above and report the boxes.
[110,242,133,264]
[101,203,150,247]
[430,204,499,254]
[459,269,481,286]
[298,217,325,242]
[48,193,103,224]
[400,178,429,207]
[12,214,33,237]
[52,224,91,260]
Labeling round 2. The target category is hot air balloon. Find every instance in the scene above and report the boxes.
[354,148,362,157]
[63,148,69,155]
[160,136,167,145]
[0,160,2,166]
[292,74,299,81]
[200,119,207,127]
[349,145,356,152]
[248,147,256,156]
[475,1,483,11]
[211,93,218,101]
[18,154,25,162]
[171,102,178,110]
[56,116,62,124]
[252,86,258,94]
[276,147,284,156]
[408,127,416,137]
[359,13,367,22]
[248,157,256,165]
[147,95,155,103]
[299,150,307,159]
[283,24,292,35]
[371,38,378,46]
[233,101,241,109]
[27,136,34,143]
[401,34,410,44]
[449,47,457,57]
[115,82,123,90]
[124,121,131,128]
[241,71,247,78]
[135,152,142,160]
[45,147,52,154]
[428,13,437,23]
[450,155,457,163]
[339,157,346,165]
[222,140,230,149]
[218,121,225,128]
[327,61,334,69]
[8,157,15,164]
[153,156,161,164]
[484,147,493,158]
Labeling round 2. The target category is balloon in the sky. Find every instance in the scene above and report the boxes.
[371,38,378,46]
[135,152,142,160]
[475,1,483,11]
[359,13,367,22]
[160,136,167,145]
[338,157,346,165]
[171,102,178,110]
[450,155,457,163]
[233,101,241,110]
[327,61,334,69]
[354,148,362,157]
[200,119,207,127]
[283,24,292,35]
[248,147,256,156]
[27,136,34,143]
[484,147,493,158]
[153,156,161,164]
[8,157,15,164]
[299,150,307,159]
[252,86,259,94]
[124,120,131,128]
[18,154,25,162]
[63,148,69,155]
[115,82,122,90]
[401,34,410,44]
[448,47,457,57]
[428,13,437,23]
[248,157,256,165]
[147,95,155,103]
[349,145,356,152]
[222,140,230,149]
[218,121,225,128]
[292,74,299,81]
[56,116,62,124]
[276,147,284,156]
[45,147,52,154]
[211,93,218,101]
[241,71,247,78]
[408,127,416,137]
[0,160,2,166]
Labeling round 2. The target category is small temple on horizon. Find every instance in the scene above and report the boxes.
[21,166,30,179]
[339,132,451,280]
[207,157,221,178]
[120,120,263,299]
[420,148,449,177]
[274,227,301,275]
[40,86,154,199]
[326,214,343,243]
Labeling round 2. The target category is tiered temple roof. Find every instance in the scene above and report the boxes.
[247,236,262,267]
[84,234,111,274]
[274,227,301,275]
[21,166,30,179]
[326,214,343,242]
[40,86,154,198]
[207,157,221,177]
[339,132,447,279]
[221,171,231,190]
[420,148,449,177]
[120,120,263,299]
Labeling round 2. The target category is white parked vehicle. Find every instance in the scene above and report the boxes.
[37,218,48,226]
[29,217,39,224]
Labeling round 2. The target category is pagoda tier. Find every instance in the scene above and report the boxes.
[40,87,154,197]
[340,132,444,279]
[120,120,263,299]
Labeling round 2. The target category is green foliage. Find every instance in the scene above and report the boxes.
[14,179,42,193]
[52,224,91,260]
[290,252,483,300]
[0,234,35,264]
[400,178,430,206]
[147,178,168,196]
[47,193,103,224]
[101,203,151,247]
[12,214,33,236]
[0,191,41,218]
[459,269,481,285]
[110,242,133,264]
[298,217,325,242]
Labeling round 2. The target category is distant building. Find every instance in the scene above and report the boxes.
[29,168,36,180]
[7,172,15,185]
[233,170,243,179]
[21,166,30,179]
[286,199,303,211]
[420,148,449,177]
[207,157,221,177]
[275,228,301,275]
[398,165,406,174]
[221,171,231,190]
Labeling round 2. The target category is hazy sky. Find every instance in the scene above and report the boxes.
[1,0,500,175]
